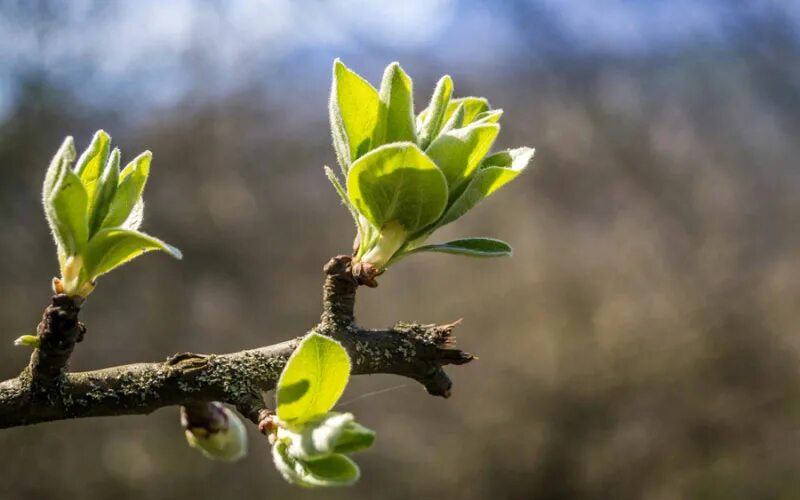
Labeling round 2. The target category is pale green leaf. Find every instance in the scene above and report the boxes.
[329,59,382,173]
[280,412,376,461]
[324,166,360,227]
[437,147,534,227]
[346,143,448,233]
[101,151,151,229]
[277,333,351,424]
[42,136,76,205]
[121,198,144,230]
[332,421,376,455]
[88,147,120,236]
[48,169,89,256]
[74,130,111,204]
[437,102,465,136]
[407,237,512,258]
[442,97,489,127]
[83,228,182,280]
[426,123,499,194]
[272,442,360,488]
[473,109,504,124]
[417,75,454,149]
[378,62,416,144]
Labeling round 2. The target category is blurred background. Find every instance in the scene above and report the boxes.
[1,0,799,498]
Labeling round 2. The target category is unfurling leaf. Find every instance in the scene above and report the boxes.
[280,412,375,461]
[329,59,382,173]
[47,169,89,256]
[378,62,416,144]
[42,136,76,206]
[74,130,111,203]
[407,237,513,258]
[426,123,499,195]
[417,75,454,149]
[346,143,448,233]
[101,151,151,229]
[276,333,351,424]
[273,441,360,488]
[442,97,490,127]
[88,147,120,236]
[83,228,182,280]
[438,147,535,227]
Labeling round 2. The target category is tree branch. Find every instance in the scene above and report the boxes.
[0,256,473,429]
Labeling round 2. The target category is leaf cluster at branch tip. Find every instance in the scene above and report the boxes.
[327,60,534,273]
[43,130,182,298]
[271,333,375,487]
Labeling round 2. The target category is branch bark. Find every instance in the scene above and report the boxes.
[0,256,473,429]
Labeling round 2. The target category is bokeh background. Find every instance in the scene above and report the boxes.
[1,1,799,498]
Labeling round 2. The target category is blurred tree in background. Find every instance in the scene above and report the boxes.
[1,1,799,498]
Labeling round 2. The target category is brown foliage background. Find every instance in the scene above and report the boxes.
[1,1,799,499]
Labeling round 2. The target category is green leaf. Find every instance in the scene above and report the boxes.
[438,147,534,227]
[88,147,120,236]
[83,228,182,280]
[481,147,535,169]
[333,421,376,455]
[74,130,111,204]
[473,109,504,124]
[277,333,351,424]
[324,166,359,226]
[426,123,499,194]
[272,442,360,488]
[48,169,89,256]
[346,143,448,233]
[280,412,375,461]
[329,59,382,173]
[437,102,465,136]
[443,97,489,127]
[378,62,416,144]
[101,151,151,229]
[121,199,144,230]
[42,136,76,205]
[417,75,454,149]
[407,237,513,258]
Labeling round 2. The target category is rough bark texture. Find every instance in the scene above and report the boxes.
[0,256,473,429]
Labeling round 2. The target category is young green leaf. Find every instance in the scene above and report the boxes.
[417,75,454,149]
[473,109,504,124]
[277,333,351,424]
[324,166,360,226]
[48,169,89,256]
[329,60,382,172]
[121,199,144,230]
[442,97,489,127]
[406,237,512,258]
[88,147,120,236]
[436,102,465,136]
[101,151,151,229]
[378,62,416,144]
[346,143,448,233]
[332,420,376,455]
[426,123,499,194]
[280,412,374,461]
[83,228,182,280]
[437,147,534,227]
[74,130,111,203]
[273,442,360,488]
[42,136,76,205]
